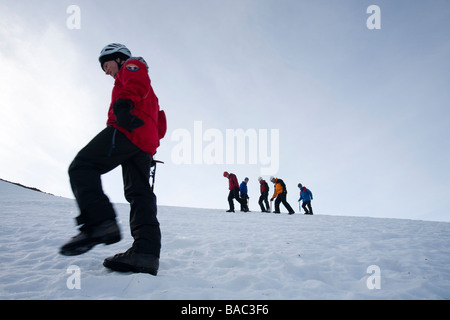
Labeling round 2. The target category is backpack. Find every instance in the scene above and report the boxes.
[158,110,167,140]
[263,181,269,193]
[277,179,287,193]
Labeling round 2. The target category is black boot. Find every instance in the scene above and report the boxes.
[60,220,121,256]
[103,248,159,275]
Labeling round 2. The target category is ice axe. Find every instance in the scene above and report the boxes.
[150,159,164,192]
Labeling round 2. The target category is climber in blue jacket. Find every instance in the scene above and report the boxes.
[239,177,250,212]
[298,183,313,215]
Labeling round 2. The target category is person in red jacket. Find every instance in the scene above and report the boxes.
[258,177,270,212]
[223,171,247,212]
[60,44,166,276]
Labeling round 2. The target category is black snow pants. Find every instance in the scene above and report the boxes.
[68,125,161,257]
[274,192,295,214]
[258,192,270,212]
[228,187,245,211]
[302,200,313,214]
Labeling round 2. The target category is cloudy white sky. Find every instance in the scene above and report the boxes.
[1,0,449,222]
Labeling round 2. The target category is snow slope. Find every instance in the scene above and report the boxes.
[0,179,449,300]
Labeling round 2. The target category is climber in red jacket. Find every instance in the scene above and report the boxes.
[60,43,166,276]
[223,171,247,212]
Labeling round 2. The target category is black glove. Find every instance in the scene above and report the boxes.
[112,99,145,132]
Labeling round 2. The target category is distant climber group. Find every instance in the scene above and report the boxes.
[223,172,314,215]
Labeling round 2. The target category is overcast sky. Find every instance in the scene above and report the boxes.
[1,0,449,222]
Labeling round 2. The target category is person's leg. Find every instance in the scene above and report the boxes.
[240,194,249,212]
[61,127,145,256]
[302,201,309,214]
[228,190,235,211]
[281,194,295,214]
[306,201,313,214]
[263,194,270,211]
[258,194,265,212]
[235,188,247,211]
[122,151,161,257]
[68,126,119,229]
[274,196,281,213]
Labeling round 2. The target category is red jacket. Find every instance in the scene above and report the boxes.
[228,173,239,190]
[260,180,269,194]
[107,58,164,155]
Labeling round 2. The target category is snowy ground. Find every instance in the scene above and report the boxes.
[0,179,449,300]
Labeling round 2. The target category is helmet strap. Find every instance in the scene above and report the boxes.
[115,58,124,70]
